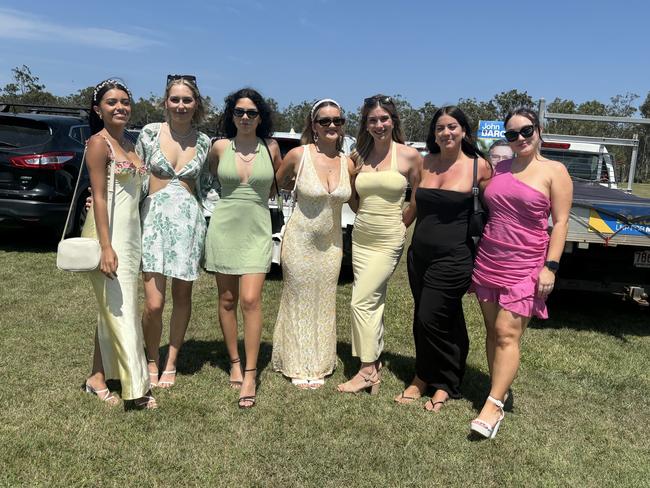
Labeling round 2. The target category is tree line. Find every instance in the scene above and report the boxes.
[2,65,649,182]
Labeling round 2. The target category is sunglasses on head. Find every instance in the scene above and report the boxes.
[504,124,536,142]
[167,74,197,85]
[233,107,260,118]
[316,117,345,127]
[364,96,393,106]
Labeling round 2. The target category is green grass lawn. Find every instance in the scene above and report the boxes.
[1,229,648,487]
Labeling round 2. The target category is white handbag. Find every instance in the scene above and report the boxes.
[56,147,116,272]
[271,146,307,265]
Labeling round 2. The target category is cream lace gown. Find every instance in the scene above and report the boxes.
[272,146,351,380]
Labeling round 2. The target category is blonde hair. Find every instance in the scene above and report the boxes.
[300,100,344,152]
[163,78,206,126]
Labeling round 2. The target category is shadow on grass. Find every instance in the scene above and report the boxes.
[537,290,649,338]
[164,339,275,377]
[335,340,491,409]
[0,225,59,253]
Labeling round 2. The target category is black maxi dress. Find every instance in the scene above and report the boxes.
[407,188,474,398]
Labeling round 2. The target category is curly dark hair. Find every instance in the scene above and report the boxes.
[425,105,485,159]
[219,87,274,139]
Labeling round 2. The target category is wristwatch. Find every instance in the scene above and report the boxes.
[544,260,560,273]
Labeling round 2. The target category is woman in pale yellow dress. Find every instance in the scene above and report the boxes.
[272,99,352,389]
[82,79,156,409]
[337,95,422,395]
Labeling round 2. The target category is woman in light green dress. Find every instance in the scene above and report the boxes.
[82,79,156,409]
[204,88,282,408]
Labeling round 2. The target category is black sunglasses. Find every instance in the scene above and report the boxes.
[167,74,197,86]
[316,117,346,127]
[233,107,260,118]
[504,125,536,142]
[364,96,393,106]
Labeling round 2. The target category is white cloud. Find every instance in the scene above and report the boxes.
[0,8,163,52]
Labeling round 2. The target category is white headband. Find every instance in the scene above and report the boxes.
[310,98,341,120]
[92,79,132,103]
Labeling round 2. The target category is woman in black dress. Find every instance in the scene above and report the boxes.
[395,106,491,411]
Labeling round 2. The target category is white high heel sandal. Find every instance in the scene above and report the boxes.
[470,395,505,439]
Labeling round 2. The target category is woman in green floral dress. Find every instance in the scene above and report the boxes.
[137,75,213,388]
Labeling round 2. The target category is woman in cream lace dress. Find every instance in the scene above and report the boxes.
[272,99,352,388]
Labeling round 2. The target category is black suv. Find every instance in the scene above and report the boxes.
[0,104,91,236]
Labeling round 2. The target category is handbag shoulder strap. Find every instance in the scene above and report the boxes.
[293,145,308,192]
[472,157,480,212]
[260,137,279,196]
[60,140,116,242]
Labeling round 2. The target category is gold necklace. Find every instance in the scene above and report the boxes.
[234,141,258,163]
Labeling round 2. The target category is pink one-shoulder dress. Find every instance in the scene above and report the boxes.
[470,160,551,319]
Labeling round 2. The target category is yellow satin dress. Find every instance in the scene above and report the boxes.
[81,137,149,401]
[350,143,407,363]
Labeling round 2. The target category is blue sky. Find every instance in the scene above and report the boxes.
[0,0,648,112]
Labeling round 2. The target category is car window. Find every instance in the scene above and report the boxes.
[274,137,301,157]
[540,149,600,181]
[69,125,91,144]
[0,117,51,148]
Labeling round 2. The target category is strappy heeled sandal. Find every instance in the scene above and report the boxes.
[470,395,505,439]
[229,358,243,389]
[147,358,159,387]
[131,391,158,410]
[238,368,257,409]
[158,370,176,389]
[337,368,381,395]
[308,379,325,390]
[83,383,120,406]
[291,378,311,389]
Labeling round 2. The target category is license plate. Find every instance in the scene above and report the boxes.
[633,250,650,268]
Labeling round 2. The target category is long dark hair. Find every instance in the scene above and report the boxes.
[425,106,485,159]
[219,87,274,138]
[352,94,405,172]
[89,79,132,135]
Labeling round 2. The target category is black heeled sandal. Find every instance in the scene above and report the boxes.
[238,368,257,409]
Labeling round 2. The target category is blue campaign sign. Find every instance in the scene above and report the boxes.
[477,120,505,139]
[588,203,650,236]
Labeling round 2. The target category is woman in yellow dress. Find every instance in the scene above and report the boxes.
[337,95,422,394]
[82,79,156,409]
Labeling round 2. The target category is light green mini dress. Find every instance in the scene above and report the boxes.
[204,139,274,274]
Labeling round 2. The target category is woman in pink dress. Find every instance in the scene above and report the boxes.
[469,108,573,439]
